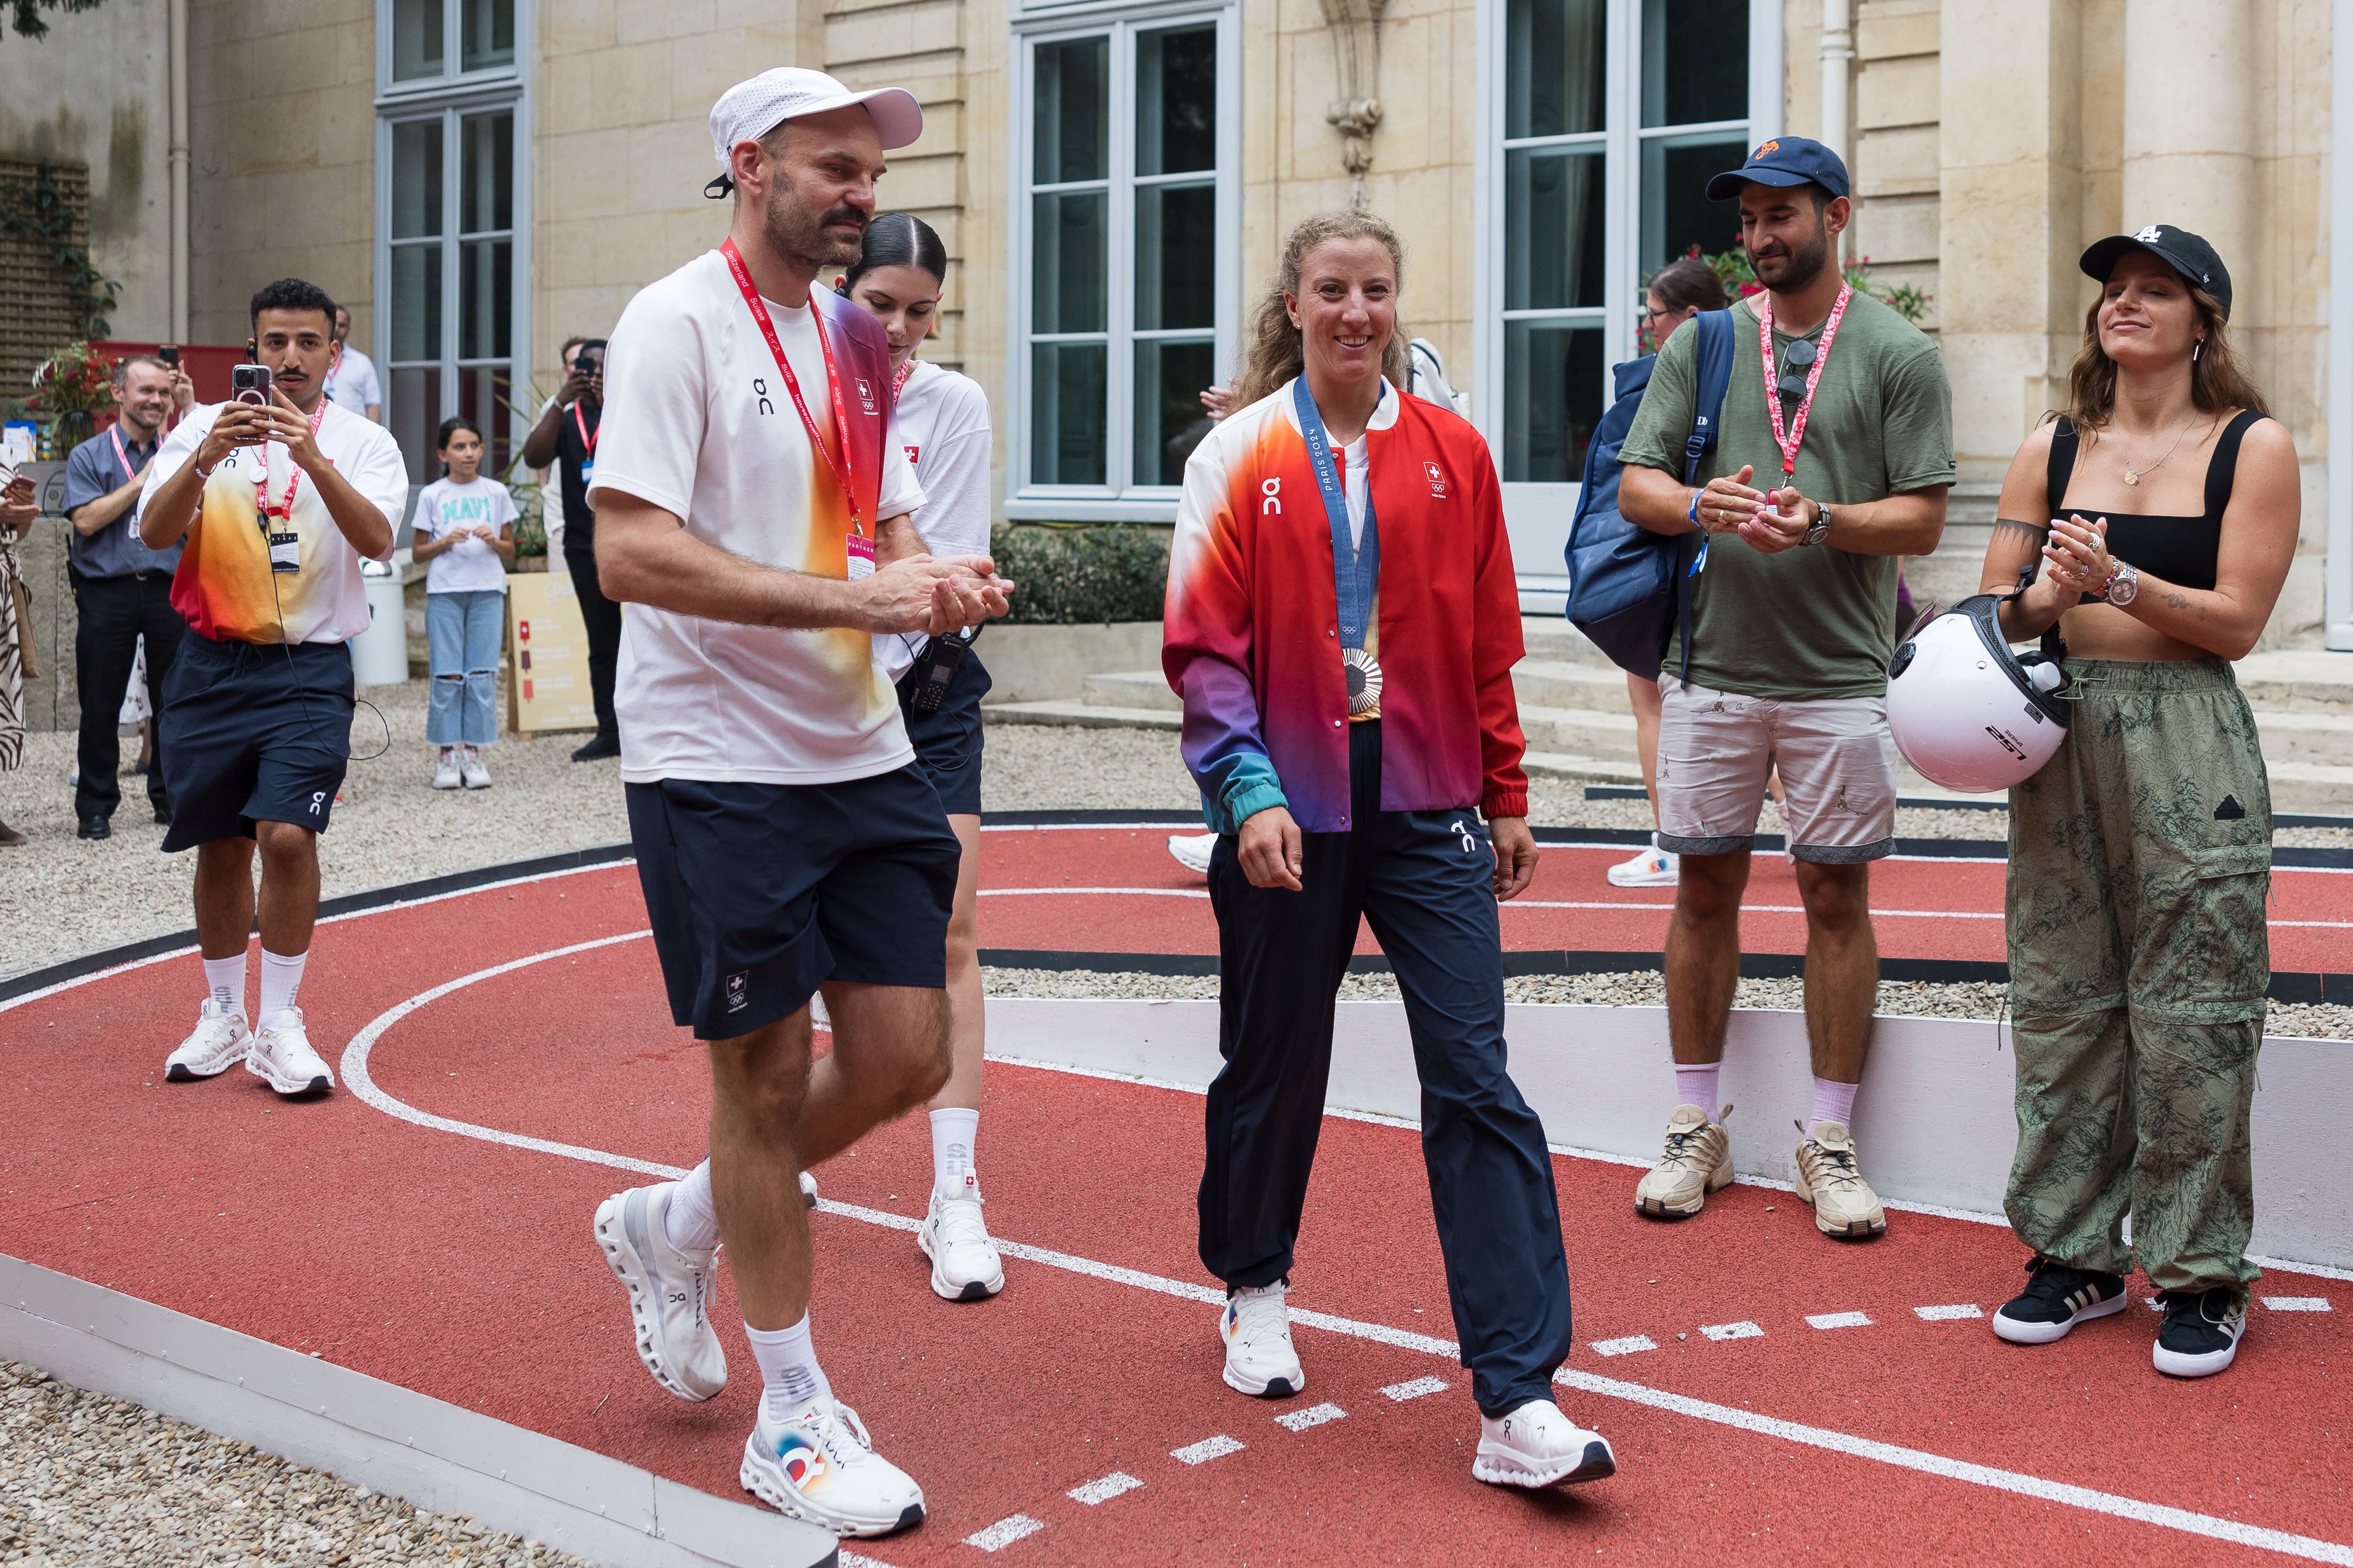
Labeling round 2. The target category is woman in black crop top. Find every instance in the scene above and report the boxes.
[1972,226,2298,1382]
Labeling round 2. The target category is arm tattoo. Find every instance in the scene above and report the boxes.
[2162,590,2191,611]
[1991,516,2049,549]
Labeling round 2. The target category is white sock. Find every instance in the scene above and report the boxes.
[665,1159,721,1253]
[1672,1062,1720,1120]
[257,948,307,1026]
[931,1107,979,1196]
[1810,1077,1859,1132]
[202,954,247,1018]
[746,1313,830,1423]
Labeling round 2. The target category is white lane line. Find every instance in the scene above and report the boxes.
[1275,1402,1348,1432]
[978,887,1210,900]
[1379,1376,1449,1401]
[2264,1297,2333,1312]
[341,947,2353,1567]
[1699,1322,1764,1342]
[964,1514,1045,1552]
[1067,1472,1144,1506]
[1806,1312,1874,1330]
[1170,1435,1244,1465]
[1915,1304,1983,1322]
[1589,1335,1657,1356]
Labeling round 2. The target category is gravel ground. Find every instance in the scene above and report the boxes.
[0,1363,596,1567]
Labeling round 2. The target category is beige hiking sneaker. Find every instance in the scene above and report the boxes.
[1793,1120,1887,1239]
[1633,1105,1733,1219]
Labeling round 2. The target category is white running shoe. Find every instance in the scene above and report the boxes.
[592,1182,726,1402]
[1166,832,1217,876]
[916,1179,1004,1302]
[1473,1399,1617,1489]
[1607,838,1679,888]
[459,750,491,789]
[245,1009,333,1096]
[740,1396,926,1538]
[164,999,251,1082]
[432,750,461,790]
[1219,1281,1304,1397]
[801,1169,819,1207]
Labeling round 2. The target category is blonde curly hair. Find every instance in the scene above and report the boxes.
[1232,210,1411,406]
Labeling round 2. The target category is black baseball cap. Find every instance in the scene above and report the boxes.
[2079,224,2232,319]
[1706,136,1851,201]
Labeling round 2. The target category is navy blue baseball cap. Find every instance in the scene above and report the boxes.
[1707,136,1851,201]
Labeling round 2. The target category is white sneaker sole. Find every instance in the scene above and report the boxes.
[1606,867,1678,888]
[244,1049,332,1097]
[432,774,461,790]
[1991,1289,2128,1345]
[2154,1330,2243,1378]
[916,1223,1004,1302]
[740,1439,925,1538]
[592,1190,723,1402]
[1221,1357,1304,1399]
[165,1035,249,1082]
[1472,1435,1617,1488]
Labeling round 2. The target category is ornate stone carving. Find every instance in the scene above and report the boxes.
[1319,0,1385,205]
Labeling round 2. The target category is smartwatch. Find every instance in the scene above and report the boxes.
[1801,501,1831,548]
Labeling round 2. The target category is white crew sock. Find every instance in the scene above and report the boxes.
[665,1158,721,1253]
[930,1107,979,1196]
[202,953,247,1019]
[746,1313,831,1423]
[1809,1076,1859,1133]
[257,948,306,1026]
[1672,1062,1720,1120]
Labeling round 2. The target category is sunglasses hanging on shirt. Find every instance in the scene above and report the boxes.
[1775,336,1818,401]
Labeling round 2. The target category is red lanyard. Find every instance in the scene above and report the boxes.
[721,236,862,533]
[258,399,330,521]
[1757,283,1852,484]
[109,426,146,485]
[892,359,916,400]
[572,399,599,458]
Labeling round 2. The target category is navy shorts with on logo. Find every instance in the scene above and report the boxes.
[157,632,354,852]
[625,766,961,1040]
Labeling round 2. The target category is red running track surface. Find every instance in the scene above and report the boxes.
[2,855,2348,1566]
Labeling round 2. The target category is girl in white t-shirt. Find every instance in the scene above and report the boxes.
[835,213,1003,1299]
[411,416,516,789]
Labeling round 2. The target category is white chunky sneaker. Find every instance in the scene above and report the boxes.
[1633,1105,1733,1219]
[1220,1281,1304,1397]
[245,1009,333,1096]
[1473,1399,1617,1489]
[916,1179,1004,1302]
[592,1182,726,1401]
[1606,838,1679,888]
[459,750,491,789]
[164,1000,251,1082]
[1166,832,1217,876]
[801,1169,819,1207]
[432,751,461,790]
[1794,1120,1888,1239]
[741,1396,926,1538]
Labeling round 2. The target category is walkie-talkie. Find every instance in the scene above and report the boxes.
[906,625,978,713]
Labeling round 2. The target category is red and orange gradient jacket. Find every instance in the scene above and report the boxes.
[1161,378,1529,835]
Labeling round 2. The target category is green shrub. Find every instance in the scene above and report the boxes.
[988,522,1168,625]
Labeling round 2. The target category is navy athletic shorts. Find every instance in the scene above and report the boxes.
[895,642,990,816]
[157,632,354,853]
[625,767,962,1040]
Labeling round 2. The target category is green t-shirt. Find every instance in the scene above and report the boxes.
[1618,290,1954,699]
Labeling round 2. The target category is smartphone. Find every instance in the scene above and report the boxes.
[231,365,272,406]
[158,344,181,368]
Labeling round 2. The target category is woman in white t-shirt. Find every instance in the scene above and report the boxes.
[835,213,1004,1300]
[411,416,517,789]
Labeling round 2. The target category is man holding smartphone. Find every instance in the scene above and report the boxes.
[136,278,409,1099]
[521,336,618,759]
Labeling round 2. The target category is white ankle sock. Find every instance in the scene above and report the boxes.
[665,1159,721,1253]
[257,948,306,1026]
[202,954,246,1018]
[746,1313,830,1423]
[930,1107,979,1196]
[1810,1076,1859,1132]
[1672,1062,1720,1119]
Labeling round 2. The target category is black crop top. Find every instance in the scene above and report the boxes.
[2045,410,2264,592]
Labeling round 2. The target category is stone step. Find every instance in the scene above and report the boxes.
[1512,659,1640,712]
[1516,705,1641,761]
[981,699,1181,731]
[1081,670,1181,712]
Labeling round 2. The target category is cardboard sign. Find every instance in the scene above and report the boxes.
[506,571,598,735]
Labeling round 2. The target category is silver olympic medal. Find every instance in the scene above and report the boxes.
[1344,646,1383,715]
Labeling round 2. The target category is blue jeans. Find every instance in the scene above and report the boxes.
[425,589,502,746]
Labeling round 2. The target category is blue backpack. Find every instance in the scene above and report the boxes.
[1563,308,1736,680]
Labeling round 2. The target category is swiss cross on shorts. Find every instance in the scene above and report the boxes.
[1423,461,1447,498]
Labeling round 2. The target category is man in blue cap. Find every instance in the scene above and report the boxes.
[1613,136,1955,1243]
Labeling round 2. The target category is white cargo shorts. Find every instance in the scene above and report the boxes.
[1654,673,1898,863]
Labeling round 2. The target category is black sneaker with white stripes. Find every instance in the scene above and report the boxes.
[1991,1256,2128,1345]
[2153,1286,2247,1378]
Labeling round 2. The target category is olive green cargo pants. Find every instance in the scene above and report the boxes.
[2002,658,2269,1296]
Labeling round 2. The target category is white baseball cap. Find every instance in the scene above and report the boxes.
[705,68,923,195]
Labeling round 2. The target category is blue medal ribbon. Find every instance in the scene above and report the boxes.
[1293,376,1381,655]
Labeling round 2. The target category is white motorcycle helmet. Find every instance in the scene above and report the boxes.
[1885,593,2070,793]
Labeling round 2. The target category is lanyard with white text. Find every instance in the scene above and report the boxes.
[1756,283,1851,488]
[721,236,862,535]
[1293,377,1381,662]
[257,398,330,521]
[109,426,146,486]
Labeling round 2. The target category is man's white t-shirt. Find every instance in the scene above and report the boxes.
[414,475,519,594]
[327,346,381,415]
[878,359,992,681]
[588,249,925,786]
[137,400,405,645]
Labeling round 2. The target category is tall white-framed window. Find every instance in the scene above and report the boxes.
[1008,2,1241,521]
[375,0,532,486]
[1475,0,1779,583]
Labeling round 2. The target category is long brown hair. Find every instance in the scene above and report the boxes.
[2061,281,2268,433]
[1234,210,1411,406]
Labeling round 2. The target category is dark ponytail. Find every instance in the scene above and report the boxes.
[841,212,947,292]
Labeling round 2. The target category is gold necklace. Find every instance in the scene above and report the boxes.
[2118,417,2199,486]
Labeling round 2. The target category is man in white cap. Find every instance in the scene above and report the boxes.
[584,67,1011,1540]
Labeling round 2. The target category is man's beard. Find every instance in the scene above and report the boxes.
[764,182,867,271]
[1749,219,1831,293]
